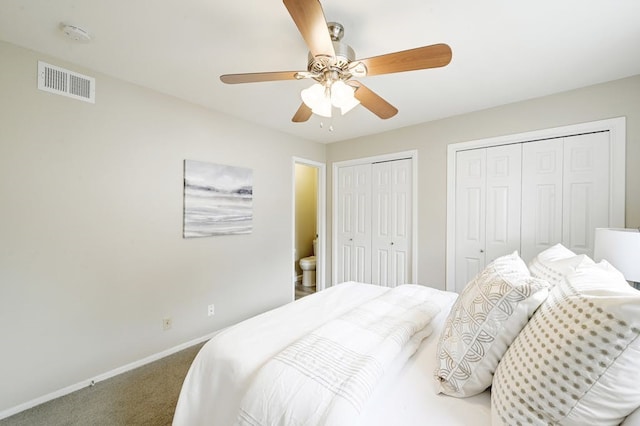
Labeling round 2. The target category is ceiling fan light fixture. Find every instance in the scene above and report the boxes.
[312,102,332,118]
[330,80,360,115]
[301,80,359,118]
[301,83,330,117]
[300,83,323,107]
[339,97,360,115]
[220,0,453,124]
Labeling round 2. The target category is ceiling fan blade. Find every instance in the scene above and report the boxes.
[358,43,452,77]
[220,71,301,84]
[292,103,313,122]
[349,81,398,119]
[283,0,335,58]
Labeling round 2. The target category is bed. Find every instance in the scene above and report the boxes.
[173,245,640,426]
[173,282,491,425]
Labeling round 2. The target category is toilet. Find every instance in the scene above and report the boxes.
[299,239,317,287]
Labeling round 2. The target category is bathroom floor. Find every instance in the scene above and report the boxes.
[295,283,316,300]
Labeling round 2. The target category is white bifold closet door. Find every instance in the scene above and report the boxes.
[336,163,372,284]
[371,159,412,287]
[454,144,522,293]
[336,158,412,287]
[520,132,610,261]
[454,131,611,293]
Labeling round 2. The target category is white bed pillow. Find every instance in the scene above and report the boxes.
[492,260,640,426]
[527,243,594,287]
[531,242,576,262]
[434,251,550,397]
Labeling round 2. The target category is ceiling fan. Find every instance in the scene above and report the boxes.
[220,0,452,123]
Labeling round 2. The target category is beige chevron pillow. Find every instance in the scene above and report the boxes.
[435,251,551,397]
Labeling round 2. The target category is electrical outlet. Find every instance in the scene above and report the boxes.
[162,317,172,331]
[207,304,215,316]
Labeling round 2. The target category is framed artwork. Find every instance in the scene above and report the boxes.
[183,160,253,238]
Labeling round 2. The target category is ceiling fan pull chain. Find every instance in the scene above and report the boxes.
[318,119,334,132]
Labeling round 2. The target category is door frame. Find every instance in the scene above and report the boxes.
[445,117,626,292]
[292,157,327,299]
[332,150,419,286]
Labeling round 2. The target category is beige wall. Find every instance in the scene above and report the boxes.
[294,164,318,277]
[0,41,325,414]
[2,36,639,416]
[327,74,640,290]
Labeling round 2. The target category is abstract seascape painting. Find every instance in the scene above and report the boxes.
[183,160,253,238]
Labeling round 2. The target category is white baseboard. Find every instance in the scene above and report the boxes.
[0,331,218,420]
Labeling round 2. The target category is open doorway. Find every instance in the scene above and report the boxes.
[292,158,326,300]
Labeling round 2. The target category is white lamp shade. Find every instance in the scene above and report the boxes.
[301,83,331,117]
[300,83,324,106]
[338,95,360,115]
[330,80,360,115]
[594,228,640,282]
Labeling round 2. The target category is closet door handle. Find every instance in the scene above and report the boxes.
[480,249,484,253]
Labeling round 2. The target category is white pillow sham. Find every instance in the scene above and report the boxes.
[528,243,594,287]
[435,251,550,397]
[492,260,640,425]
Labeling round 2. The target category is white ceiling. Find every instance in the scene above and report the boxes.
[1,0,639,143]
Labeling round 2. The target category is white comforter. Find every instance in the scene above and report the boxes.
[173,282,492,426]
[236,285,440,426]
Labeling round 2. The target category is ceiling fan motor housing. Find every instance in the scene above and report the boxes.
[307,42,354,73]
[307,22,355,76]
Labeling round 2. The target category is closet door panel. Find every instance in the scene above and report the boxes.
[354,165,372,283]
[455,149,486,292]
[372,162,392,285]
[395,251,408,285]
[372,159,412,287]
[336,164,371,283]
[354,245,369,282]
[390,159,412,286]
[374,249,389,286]
[562,132,610,256]
[485,144,522,264]
[336,169,350,283]
[336,168,353,283]
[521,140,563,263]
[354,168,372,239]
[339,245,352,283]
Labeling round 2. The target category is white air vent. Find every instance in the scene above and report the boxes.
[37,61,95,103]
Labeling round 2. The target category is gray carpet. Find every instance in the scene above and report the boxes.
[0,342,206,426]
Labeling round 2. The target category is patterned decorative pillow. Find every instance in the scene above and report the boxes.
[492,260,640,426]
[528,244,594,287]
[434,251,551,397]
